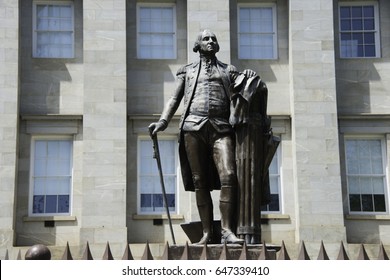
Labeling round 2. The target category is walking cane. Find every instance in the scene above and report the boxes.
[149,129,176,245]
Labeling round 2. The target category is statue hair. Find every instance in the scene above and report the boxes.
[193,30,220,53]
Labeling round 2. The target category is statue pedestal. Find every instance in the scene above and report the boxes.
[179,221,280,260]
[167,243,279,260]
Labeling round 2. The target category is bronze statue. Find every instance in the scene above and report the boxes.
[230,73,279,244]
[149,30,277,244]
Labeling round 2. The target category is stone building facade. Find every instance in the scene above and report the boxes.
[1,0,390,259]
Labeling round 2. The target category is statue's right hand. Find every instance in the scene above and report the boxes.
[148,120,168,137]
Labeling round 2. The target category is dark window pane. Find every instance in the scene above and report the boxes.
[340,7,350,18]
[141,194,152,207]
[45,195,57,213]
[352,6,362,18]
[352,19,363,30]
[363,6,374,17]
[33,195,45,213]
[361,194,374,211]
[341,33,351,41]
[166,193,175,208]
[340,19,351,31]
[261,194,280,212]
[352,33,363,44]
[268,194,280,211]
[152,194,175,208]
[349,194,361,211]
[364,33,375,44]
[58,195,69,213]
[374,195,386,212]
[357,45,364,57]
[364,19,375,30]
[153,194,163,208]
[365,45,376,57]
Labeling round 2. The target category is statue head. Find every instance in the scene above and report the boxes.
[193,29,220,56]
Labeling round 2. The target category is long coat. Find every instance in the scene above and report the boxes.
[159,58,238,191]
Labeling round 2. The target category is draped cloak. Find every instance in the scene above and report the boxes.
[229,74,280,244]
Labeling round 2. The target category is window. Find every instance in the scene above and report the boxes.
[339,2,380,58]
[33,1,74,58]
[345,137,387,213]
[137,4,176,59]
[138,137,177,214]
[29,138,73,216]
[262,146,281,212]
[238,4,277,59]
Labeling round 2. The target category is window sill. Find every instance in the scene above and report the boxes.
[132,214,287,221]
[132,214,184,220]
[23,216,77,222]
[345,214,390,221]
[261,214,290,220]
[339,57,382,60]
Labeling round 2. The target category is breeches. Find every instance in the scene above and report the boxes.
[183,122,237,190]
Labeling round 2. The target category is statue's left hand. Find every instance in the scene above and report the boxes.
[243,69,257,78]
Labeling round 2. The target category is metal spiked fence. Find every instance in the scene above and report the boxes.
[3,240,389,260]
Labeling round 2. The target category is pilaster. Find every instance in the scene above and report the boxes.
[81,0,127,250]
[289,0,346,243]
[0,0,19,252]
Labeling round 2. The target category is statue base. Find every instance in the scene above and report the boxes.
[181,221,262,244]
[167,243,278,260]
[179,221,280,259]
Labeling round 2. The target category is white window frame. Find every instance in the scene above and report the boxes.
[28,136,74,216]
[344,135,388,214]
[262,143,282,213]
[137,135,179,215]
[136,3,177,59]
[32,0,75,58]
[338,1,381,58]
[237,3,278,60]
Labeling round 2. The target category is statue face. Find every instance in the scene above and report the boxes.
[199,30,218,56]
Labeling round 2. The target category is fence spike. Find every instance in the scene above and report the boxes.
[61,242,73,260]
[337,241,349,260]
[122,244,134,260]
[317,241,329,260]
[82,241,94,260]
[239,241,248,260]
[357,244,369,260]
[180,241,194,260]
[141,241,154,260]
[377,242,389,260]
[277,240,290,260]
[4,249,9,260]
[297,240,310,260]
[16,249,22,260]
[102,241,114,260]
[199,243,209,260]
[161,242,171,260]
[258,241,271,260]
[219,241,231,260]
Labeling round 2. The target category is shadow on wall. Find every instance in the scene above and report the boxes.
[125,0,185,116]
[345,219,385,244]
[334,0,390,115]
[19,0,83,115]
[335,60,383,114]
